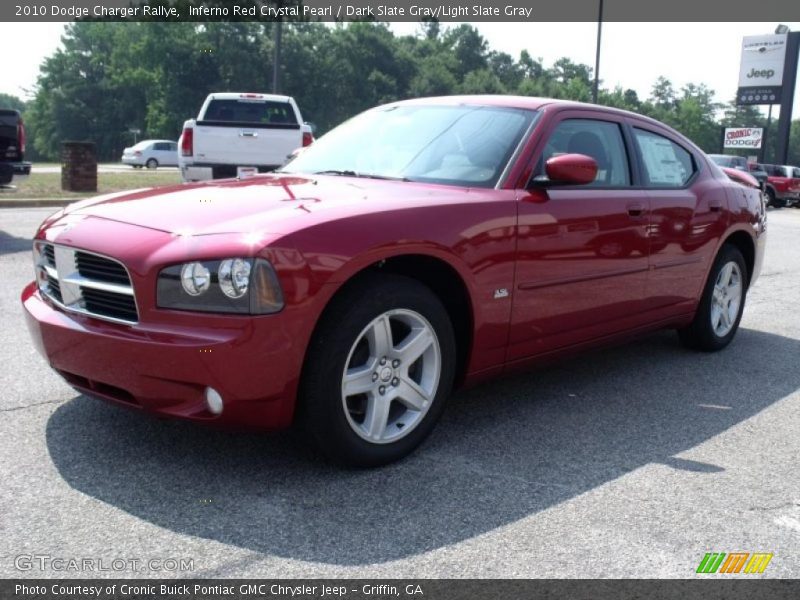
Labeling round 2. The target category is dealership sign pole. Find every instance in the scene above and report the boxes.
[774,31,800,165]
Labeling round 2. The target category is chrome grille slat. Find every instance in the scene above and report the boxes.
[33,242,139,325]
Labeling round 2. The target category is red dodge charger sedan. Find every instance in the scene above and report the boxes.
[22,96,766,466]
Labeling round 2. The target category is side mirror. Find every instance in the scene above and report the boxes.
[542,153,598,186]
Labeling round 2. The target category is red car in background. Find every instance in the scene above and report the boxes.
[761,163,800,207]
[22,96,766,466]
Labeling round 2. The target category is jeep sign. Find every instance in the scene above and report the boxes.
[736,34,787,105]
[723,128,764,149]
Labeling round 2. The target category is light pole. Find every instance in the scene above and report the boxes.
[592,0,604,104]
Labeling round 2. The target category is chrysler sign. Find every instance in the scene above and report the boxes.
[737,34,787,105]
[723,128,763,149]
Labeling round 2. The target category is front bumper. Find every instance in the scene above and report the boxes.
[0,161,31,185]
[22,282,299,430]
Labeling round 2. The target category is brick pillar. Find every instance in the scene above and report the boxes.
[61,142,97,192]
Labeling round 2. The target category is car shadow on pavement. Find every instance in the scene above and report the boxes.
[0,230,32,256]
[46,328,800,566]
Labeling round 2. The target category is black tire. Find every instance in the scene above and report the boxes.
[145,158,158,169]
[766,188,785,208]
[678,244,747,352]
[298,273,456,467]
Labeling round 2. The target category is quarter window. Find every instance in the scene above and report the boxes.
[538,119,631,187]
[633,128,695,187]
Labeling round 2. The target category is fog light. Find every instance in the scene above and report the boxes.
[205,387,224,415]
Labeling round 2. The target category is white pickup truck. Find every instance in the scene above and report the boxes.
[178,92,313,182]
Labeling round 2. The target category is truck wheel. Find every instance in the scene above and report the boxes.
[145,159,158,169]
[299,273,456,467]
[766,188,784,208]
[678,244,747,352]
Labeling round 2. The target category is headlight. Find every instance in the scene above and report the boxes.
[181,262,211,296]
[157,258,284,314]
[218,258,250,299]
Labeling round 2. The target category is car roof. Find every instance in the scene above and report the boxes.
[387,94,680,129]
[208,92,293,102]
[383,95,701,151]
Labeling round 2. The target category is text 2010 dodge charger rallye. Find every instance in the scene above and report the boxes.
[22,96,766,466]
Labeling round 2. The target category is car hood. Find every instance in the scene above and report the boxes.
[58,174,475,237]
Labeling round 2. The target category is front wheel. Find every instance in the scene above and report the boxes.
[299,274,456,467]
[678,244,747,352]
[766,188,785,208]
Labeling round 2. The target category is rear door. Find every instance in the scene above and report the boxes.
[194,98,303,167]
[509,111,651,360]
[631,124,726,311]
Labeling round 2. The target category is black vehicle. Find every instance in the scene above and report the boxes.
[747,162,769,190]
[0,109,31,185]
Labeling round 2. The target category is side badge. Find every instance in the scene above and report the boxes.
[494,288,509,299]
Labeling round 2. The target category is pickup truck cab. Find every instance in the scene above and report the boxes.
[178,93,313,182]
[0,109,31,186]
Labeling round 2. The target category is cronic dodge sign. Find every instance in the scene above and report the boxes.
[737,34,787,105]
[724,127,764,149]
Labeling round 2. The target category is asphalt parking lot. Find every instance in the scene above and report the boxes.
[1,206,799,579]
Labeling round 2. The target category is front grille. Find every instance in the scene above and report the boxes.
[75,251,130,285]
[34,242,138,325]
[81,287,138,322]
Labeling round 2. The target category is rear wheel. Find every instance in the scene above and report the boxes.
[299,274,456,467]
[678,244,747,352]
[145,158,158,169]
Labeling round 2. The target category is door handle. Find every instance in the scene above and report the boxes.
[627,203,645,217]
[239,130,258,138]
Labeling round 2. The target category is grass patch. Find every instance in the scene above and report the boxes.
[4,170,182,200]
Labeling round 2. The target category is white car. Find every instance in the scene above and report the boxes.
[121,140,178,169]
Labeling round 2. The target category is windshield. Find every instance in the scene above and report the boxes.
[282,104,537,188]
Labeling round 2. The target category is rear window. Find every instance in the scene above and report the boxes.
[634,128,695,187]
[0,110,20,127]
[203,99,298,125]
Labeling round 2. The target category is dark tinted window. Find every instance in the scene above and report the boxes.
[633,128,695,187]
[538,119,631,186]
[204,99,297,124]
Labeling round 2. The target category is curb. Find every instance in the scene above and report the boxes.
[0,199,78,209]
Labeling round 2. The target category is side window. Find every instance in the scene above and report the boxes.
[633,128,695,187]
[538,119,630,187]
[154,143,168,151]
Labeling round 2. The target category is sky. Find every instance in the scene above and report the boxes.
[1,21,799,121]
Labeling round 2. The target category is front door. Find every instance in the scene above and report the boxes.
[508,114,651,361]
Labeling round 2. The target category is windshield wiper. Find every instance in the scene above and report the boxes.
[312,170,410,182]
